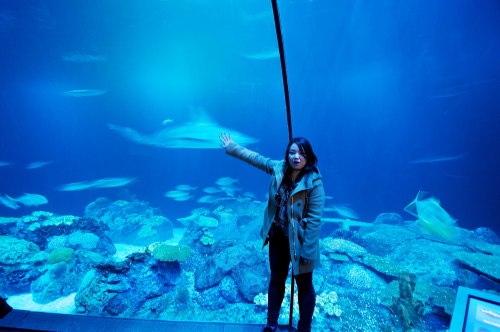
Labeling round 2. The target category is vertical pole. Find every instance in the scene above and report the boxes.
[289,276,295,327]
[271,0,293,142]
[271,0,295,327]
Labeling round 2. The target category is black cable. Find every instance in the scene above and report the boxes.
[271,1,295,327]
[271,0,293,142]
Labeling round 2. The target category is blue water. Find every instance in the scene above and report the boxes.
[0,0,499,234]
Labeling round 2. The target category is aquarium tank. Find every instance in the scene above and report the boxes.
[0,0,499,331]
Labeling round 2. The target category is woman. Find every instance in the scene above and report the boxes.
[219,133,325,332]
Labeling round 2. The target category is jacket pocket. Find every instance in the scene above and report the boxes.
[297,219,306,244]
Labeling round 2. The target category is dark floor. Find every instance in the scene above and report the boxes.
[0,310,297,332]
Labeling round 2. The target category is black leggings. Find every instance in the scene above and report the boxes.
[267,232,316,331]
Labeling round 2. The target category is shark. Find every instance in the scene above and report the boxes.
[57,177,135,191]
[108,111,257,149]
[324,204,360,220]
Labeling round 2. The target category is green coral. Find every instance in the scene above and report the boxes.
[48,247,74,264]
[148,242,191,262]
[201,231,216,246]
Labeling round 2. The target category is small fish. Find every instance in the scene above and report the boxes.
[0,161,12,167]
[410,154,465,164]
[172,195,192,202]
[62,53,107,63]
[93,177,135,188]
[197,195,220,204]
[164,190,192,201]
[26,160,52,169]
[57,181,95,191]
[219,185,240,197]
[0,195,20,209]
[241,192,256,199]
[63,89,107,97]
[203,187,222,194]
[215,177,239,187]
[162,118,174,126]
[175,184,197,192]
[14,193,48,207]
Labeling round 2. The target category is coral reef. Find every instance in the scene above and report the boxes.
[321,237,367,258]
[47,247,74,265]
[453,250,500,283]
[389,271,424,331]
[0,235,40,265]
[0,236,44,295]
[346,265,373,290]
[84,198,173,246]
[1,197,498,331]
[315,291,342,317]
[147,242,191,262]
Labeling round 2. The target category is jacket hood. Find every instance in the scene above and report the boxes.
[273,160,322,193]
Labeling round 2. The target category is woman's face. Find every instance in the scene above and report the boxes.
[288,143,307,172]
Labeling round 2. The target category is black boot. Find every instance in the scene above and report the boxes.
[263,324,278,332]
[0,297,13,319]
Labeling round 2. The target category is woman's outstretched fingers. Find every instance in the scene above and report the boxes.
[219,133,232,148]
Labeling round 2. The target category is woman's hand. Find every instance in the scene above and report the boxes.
[299,256,311,265]
[219,132,233,149]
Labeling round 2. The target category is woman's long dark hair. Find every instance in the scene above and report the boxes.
[283,137,318,177]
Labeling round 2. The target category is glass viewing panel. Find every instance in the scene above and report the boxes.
[1,1,499,331]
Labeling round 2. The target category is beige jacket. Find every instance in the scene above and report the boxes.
[225,142,325,275]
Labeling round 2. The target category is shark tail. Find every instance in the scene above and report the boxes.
[108,123,146,145]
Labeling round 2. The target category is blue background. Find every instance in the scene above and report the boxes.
[0,0,499,233]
